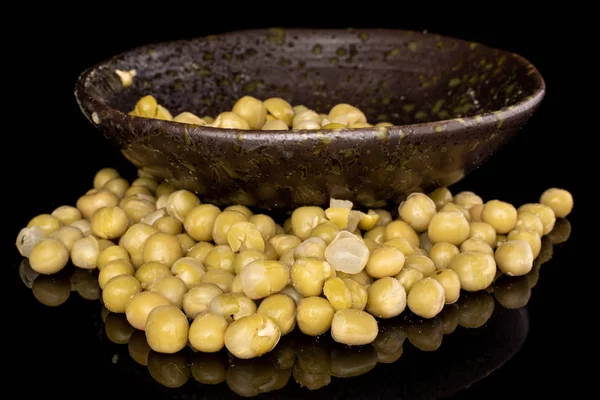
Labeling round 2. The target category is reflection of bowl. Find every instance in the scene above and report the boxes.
[74,28,545,210]
[95,291,528,400]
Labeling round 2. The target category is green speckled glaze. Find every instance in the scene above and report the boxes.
[75,28,545,210]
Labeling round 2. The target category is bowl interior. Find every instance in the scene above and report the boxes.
[88,28,540,125]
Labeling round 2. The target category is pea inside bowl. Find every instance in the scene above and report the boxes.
[74,28,545,210]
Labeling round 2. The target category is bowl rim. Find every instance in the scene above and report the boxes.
[74,28,546,140]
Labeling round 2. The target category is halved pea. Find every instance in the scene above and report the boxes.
[325,231,370,274]
[290,258,332,297]
[171,257,206,288]
[323,277,353,310]
[209,293,257,322]
[227,221,265,252]
[357,210,381,231]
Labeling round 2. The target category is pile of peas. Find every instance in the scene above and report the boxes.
[128,94,393,130]
[16,167,573,360]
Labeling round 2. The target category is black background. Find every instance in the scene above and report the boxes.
[9,7,579,399]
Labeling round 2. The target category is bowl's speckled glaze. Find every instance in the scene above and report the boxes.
[75,28,545,211]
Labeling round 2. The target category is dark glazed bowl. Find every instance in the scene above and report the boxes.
[75,28,545,210]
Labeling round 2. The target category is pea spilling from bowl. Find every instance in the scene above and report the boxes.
[16,166,573,361]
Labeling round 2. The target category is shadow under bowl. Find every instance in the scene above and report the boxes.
[74,28,545,210]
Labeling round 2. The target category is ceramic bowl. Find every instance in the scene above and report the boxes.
[75,28,545,210]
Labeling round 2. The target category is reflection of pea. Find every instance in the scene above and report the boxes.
[407,317,444,351]
[79,278,100,300]
[128,331,151,366]
[104,313,136,344]
[527,259,541,288]
[494,276,531,309]
[226,357,290,397]
[70,268,100,300]
[32,274,70,307]
[295,339,332,374]
[547,218,571,244]
[331,346,378,378]
[376,345,403,364]
[19,258,39,289]
[537,236,554,264]
[101,305,110,323]
[292,363,331,390]
[292,338,332,390]
[190,352,228,384]
[439,303,459,335]
[271,368,292,392]
[268,335,296,369]
[147,351,190,388]
[372,322,406,354]
[457,292,495,329]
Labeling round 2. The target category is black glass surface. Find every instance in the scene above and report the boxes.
[9,9,577,400]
